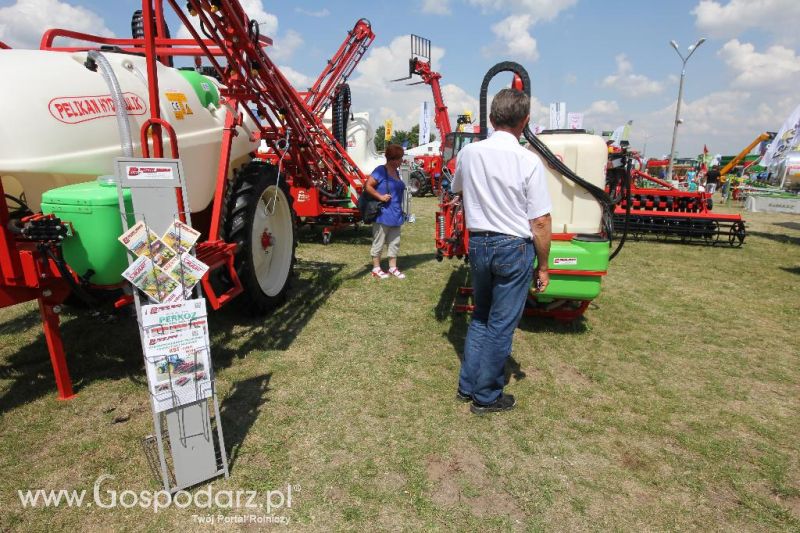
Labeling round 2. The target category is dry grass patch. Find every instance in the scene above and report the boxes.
[0,198,799,531]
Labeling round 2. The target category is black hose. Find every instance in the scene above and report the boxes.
[248,19,260,43]
[4,193,32,218]
[331,83,351,148]
[478,61,531,136]
[40,245,98,307]
[477,61,620,257]
[317,183,345,199]
[131,9,173,67]
[609,160,631,260]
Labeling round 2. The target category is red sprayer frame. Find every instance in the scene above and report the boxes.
[3,0,378,398]
[0,180,75,399]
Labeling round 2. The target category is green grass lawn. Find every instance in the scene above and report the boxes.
[1,197,799,531]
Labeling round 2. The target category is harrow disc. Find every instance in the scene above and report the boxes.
[703,220,720,244]
[613,213,745,247]
[728,221,746,247]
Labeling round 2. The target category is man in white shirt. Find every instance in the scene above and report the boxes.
[451,88,552,414]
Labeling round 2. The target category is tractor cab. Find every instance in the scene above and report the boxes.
[442,131,480,172]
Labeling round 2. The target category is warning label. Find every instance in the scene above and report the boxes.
[48,93,147,124]
[554,257,578,266]
[126,165,175,180]
[165,91,194,120]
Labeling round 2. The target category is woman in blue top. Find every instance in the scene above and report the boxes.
[365,144,407,279]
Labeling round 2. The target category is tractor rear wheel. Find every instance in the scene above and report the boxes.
[224,161,296,314]
[409,170,427,197]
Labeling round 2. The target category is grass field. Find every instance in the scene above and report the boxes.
[1,197,799,531]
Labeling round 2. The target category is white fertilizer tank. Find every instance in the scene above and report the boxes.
[0,49,259,211]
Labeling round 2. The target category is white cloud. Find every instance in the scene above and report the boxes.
[294,7,330,17]
[483,14,539,61]
[718,39,800,87]
[239,0,278,35]
[473,1,576,63]
[467,0,578,23]
[442,84,480,123]
[630,88,799,158]
[584,100,620,116]
[565,73,578,85]
[693,0,800,43]
[601,54,664,98]
[270,29,303,61]
[579,100,624,134]
[279,65,314,90]
[421,0,451,15]
[0,0,113,49]
[348,35,477,132]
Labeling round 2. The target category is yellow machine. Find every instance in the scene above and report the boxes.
[719,132,775,177]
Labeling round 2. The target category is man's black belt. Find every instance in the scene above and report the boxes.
[469,230,507,237]
[470,230,532,243]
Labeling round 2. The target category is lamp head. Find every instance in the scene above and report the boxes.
[670,40,679,51]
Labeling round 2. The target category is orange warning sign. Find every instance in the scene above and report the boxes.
[165,92,194,120]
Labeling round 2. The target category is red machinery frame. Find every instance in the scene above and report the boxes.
[612,168,746,246]
[300,19,374,118]
[393,35,454,196]
[2,0,379,398]
[287,18,375,242]
[0,183,75,400]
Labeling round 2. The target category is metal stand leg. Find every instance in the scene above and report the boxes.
[212,395,230,479]
[37,297,74,401]
[152,406,172,491]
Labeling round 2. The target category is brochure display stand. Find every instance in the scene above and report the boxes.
[114,157,228,492]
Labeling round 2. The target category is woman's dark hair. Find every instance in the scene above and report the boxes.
[385,144,404,161]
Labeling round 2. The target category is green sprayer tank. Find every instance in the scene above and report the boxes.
[41,180,133,285]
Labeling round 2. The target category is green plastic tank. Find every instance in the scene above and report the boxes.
[41,180,133,286]
[177,69,220,109]
[536,235,609,301]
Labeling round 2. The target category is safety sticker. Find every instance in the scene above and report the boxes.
[126,165,175,180]
[554,257,578,266]
[165,91,194,120]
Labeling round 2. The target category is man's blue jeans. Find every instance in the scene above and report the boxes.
[459,233,534,405]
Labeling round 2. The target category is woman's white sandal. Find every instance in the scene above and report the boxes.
[371,268,389,279]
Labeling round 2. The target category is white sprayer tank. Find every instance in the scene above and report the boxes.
[533,131,608,234]
[0,49,258,211]
[322,109,384,174]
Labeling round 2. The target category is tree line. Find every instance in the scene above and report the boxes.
[373,124,437,152]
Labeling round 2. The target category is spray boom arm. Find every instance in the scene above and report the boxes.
[302,18,374,117]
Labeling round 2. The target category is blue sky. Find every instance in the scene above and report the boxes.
[1,0,799,158]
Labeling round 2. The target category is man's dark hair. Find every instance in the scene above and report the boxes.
[490,88,530,129]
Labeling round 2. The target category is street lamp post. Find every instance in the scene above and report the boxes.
[641,132,652,160]
[666,38,706,181]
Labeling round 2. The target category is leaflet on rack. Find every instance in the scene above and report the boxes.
[141,299,213,413]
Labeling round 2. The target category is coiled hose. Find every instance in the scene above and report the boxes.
[332,83,351,149]
[478,61,628,260]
